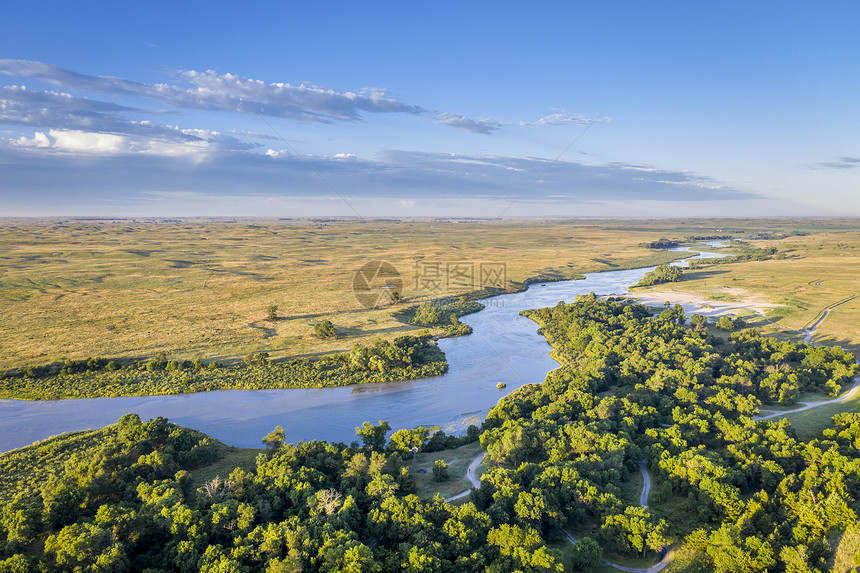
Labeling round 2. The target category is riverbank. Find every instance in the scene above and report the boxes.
[628,288,784,320]
[0,242,810,452]
[0,248,697,402]
[632,230,860,348]
[0,336,446,400]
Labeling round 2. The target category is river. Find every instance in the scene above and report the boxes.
[0,245,727,452]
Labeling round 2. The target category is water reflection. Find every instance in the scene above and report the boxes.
[0,247,726,452]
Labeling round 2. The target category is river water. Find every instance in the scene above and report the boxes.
[0,245,727,452]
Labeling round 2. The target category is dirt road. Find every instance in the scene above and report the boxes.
[443,452,485,502]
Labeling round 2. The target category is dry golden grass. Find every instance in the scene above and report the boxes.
[1,218,858,370]
[636,230,860,350]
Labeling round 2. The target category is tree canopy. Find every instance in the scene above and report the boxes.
[2,294,859,572]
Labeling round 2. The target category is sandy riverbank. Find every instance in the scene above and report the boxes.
[626,288,784,319]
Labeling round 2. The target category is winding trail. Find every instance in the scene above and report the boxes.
[801,294,859,343]
[754,376,860,421]
[638,460,651,507]
[560,461,672,573]
[755,293,860,421]
[443,452,485,502]
[443,456,672,570]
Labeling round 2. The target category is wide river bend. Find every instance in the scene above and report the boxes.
[0,247,726,452]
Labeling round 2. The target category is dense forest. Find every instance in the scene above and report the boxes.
[0,334,446,400]
[2,295,859,572]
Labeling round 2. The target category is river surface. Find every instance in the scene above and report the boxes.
[0,245,727,452]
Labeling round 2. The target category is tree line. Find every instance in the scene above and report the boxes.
[0,335,447,400]
[2,294,859,571]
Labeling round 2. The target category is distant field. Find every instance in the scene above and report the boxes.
[635,229,860,350]
[1,217,858,372]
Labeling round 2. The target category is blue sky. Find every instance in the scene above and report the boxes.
[1,1,858,217]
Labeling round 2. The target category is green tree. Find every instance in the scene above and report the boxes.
[601,506,668,556]
[0,496,40,548]
[262,426,285,451]
[356,421,391,452]
[266,304,279,321]
[314,320,337,339]
[244,352,269,366]
[388,427,430,454]
[0,555,33,573]
[486,524,563,571]
[411,303,444,325]
[432,460,449,482]
[569,537,602,573]
[636,264,682,287]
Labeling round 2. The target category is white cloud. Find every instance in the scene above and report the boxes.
[0,84,257,157]
[433,112,501,134]
[811,156,860,170]
[0,143,772,217]
[0,59,498,132]
[11,128,213,158]
[230,128,278,140]
[48,129,128,153]
[14,131,50,147]
[520,112,609,126]
[138,138,211,158]
[1,60,615,145]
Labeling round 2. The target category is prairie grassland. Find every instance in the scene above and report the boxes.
[635,230,860,350]
[1,218,857,371]
[0,218,699,371]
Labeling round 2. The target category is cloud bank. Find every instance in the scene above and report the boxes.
[0,59,500,133]
[0,141,757,216]
[0,59,765,217]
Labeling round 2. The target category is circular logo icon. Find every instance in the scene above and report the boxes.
[352,261,403,308]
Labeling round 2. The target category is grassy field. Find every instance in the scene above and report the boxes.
[619,465,644,507]
[1,218,857,374]
[635,229,860,350]
[187,446,261,487]
[411,440,484,499]
[775,389,860,440]
[0,217,711,372]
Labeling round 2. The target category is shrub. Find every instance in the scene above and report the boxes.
[432,460,449,482]
[313,320,337,339]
